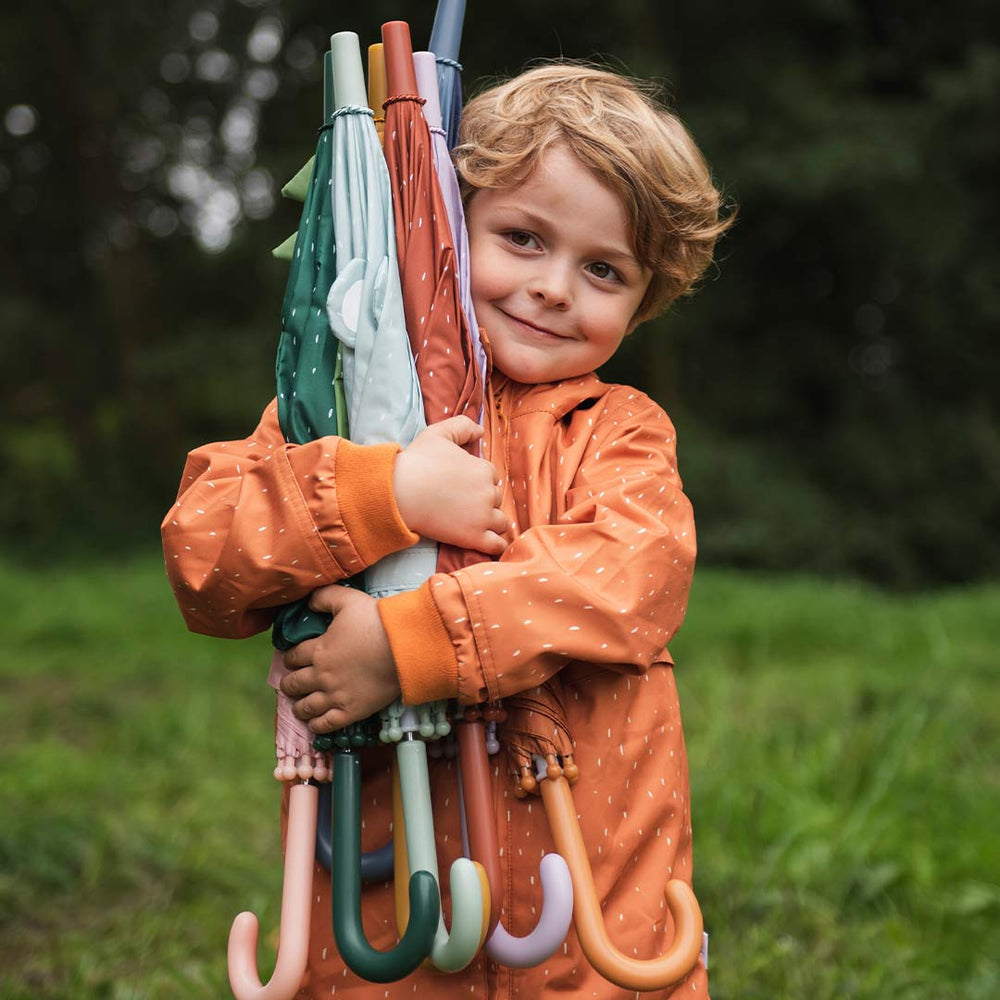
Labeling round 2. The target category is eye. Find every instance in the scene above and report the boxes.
[505,230,538,249]
[587,261,621,282]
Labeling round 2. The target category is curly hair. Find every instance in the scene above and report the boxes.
[453,62,733,323]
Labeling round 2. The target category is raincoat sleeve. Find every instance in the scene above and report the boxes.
[162,399,419,638]
[378,392,697,705]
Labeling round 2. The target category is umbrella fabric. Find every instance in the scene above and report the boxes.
[414,50,487,410]
[381,21,484,433]
[271,53,347,655]
[262,52,345,774]
[324,32,437,601]
[429,0,466,149]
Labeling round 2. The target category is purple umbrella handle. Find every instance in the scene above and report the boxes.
[429,0,466,63]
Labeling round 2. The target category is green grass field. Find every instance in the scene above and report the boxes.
[1,552,997,998]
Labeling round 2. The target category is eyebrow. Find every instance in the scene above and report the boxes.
[490,204,645,273]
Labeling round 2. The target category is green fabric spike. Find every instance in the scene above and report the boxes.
[271,231,297,259]
[281,155,315,202]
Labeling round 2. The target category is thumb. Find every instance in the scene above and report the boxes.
[427,415,483,447]
[308,583,354,614]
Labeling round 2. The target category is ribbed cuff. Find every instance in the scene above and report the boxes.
[335,440,418,566]
[378,583,459,704]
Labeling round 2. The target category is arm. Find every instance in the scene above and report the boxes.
[162,404,507,640]
[161,400,418,638]
[379,393,697,705]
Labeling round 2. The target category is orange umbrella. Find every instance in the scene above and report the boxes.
[381,20,484,438]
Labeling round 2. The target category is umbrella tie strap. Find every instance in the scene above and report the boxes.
[318,105,374,134]
[435,56,463,72]
[383,94,427,109]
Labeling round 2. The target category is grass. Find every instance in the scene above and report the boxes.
[0,552,997,998]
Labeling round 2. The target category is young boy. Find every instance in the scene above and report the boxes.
[164,63,728,998]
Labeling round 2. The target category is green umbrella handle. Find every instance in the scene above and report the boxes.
[331,752,439,983]
[396,737,486,972]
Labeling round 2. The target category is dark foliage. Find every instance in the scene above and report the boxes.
[2,0,997,585]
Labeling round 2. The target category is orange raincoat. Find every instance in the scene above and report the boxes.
[163,370,708,999]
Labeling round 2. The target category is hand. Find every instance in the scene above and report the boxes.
[393,415,508,556]
[279,585,401,733]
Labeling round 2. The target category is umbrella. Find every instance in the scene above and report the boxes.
[412,49,575,966]
[381,20,484,434]
[428,0,467,149]
[227,51,342,1000]
[317,30,450,982]
[326,21,487,974]
[506,680,704,990]
[413,50,487,452]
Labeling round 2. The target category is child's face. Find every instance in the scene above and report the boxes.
[466,144,651,385]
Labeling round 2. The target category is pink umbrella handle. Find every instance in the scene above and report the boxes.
[484,853,574,968]
[228,782,317,1000]
[382,21,418,98]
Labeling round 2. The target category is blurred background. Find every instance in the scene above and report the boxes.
[3,0,998,585]
[1,2,998,997]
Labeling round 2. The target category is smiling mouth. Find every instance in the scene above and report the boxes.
[501,310,570,340]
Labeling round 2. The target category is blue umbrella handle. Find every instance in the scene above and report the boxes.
[314,780,394,881]
[429,0,466,62]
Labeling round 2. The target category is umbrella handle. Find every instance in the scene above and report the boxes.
[455,720,574,967]
[227,782,316,1000]
[538,765,704,991]
[382,21,418,98]
[429,0,466,63]
[331,752,439,983]
[396,738,487,972]
[313,780,395,881]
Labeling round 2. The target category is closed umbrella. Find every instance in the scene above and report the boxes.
[429,0,467,149]
[227,51,340,1000]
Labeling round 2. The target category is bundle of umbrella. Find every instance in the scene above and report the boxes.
[225,4,704,998]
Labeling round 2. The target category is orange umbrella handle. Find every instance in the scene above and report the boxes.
[539,773,704,992]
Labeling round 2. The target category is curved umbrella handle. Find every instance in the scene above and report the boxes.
[485,854,574,968]
[396,737,486,972]
[455,720,574,967]
[227,781,317,1000]
[314,780,395,880]
[331,752,439,983]
[538,765,704,992]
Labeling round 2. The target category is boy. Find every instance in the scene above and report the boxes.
[164,62,728,998]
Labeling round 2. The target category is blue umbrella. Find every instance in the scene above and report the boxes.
[429,0,467,149]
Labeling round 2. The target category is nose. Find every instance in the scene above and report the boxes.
[528,261,572,310]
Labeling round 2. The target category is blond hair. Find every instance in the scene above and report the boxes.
[454,63,732,323]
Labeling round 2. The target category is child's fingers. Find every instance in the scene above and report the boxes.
[426,415,483,446]
[308,583,354,614]
[280,665,318,698]
[309,708,349,734]
[281,639,317,670]
[489,507,508,535]
[477,530,509,558]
